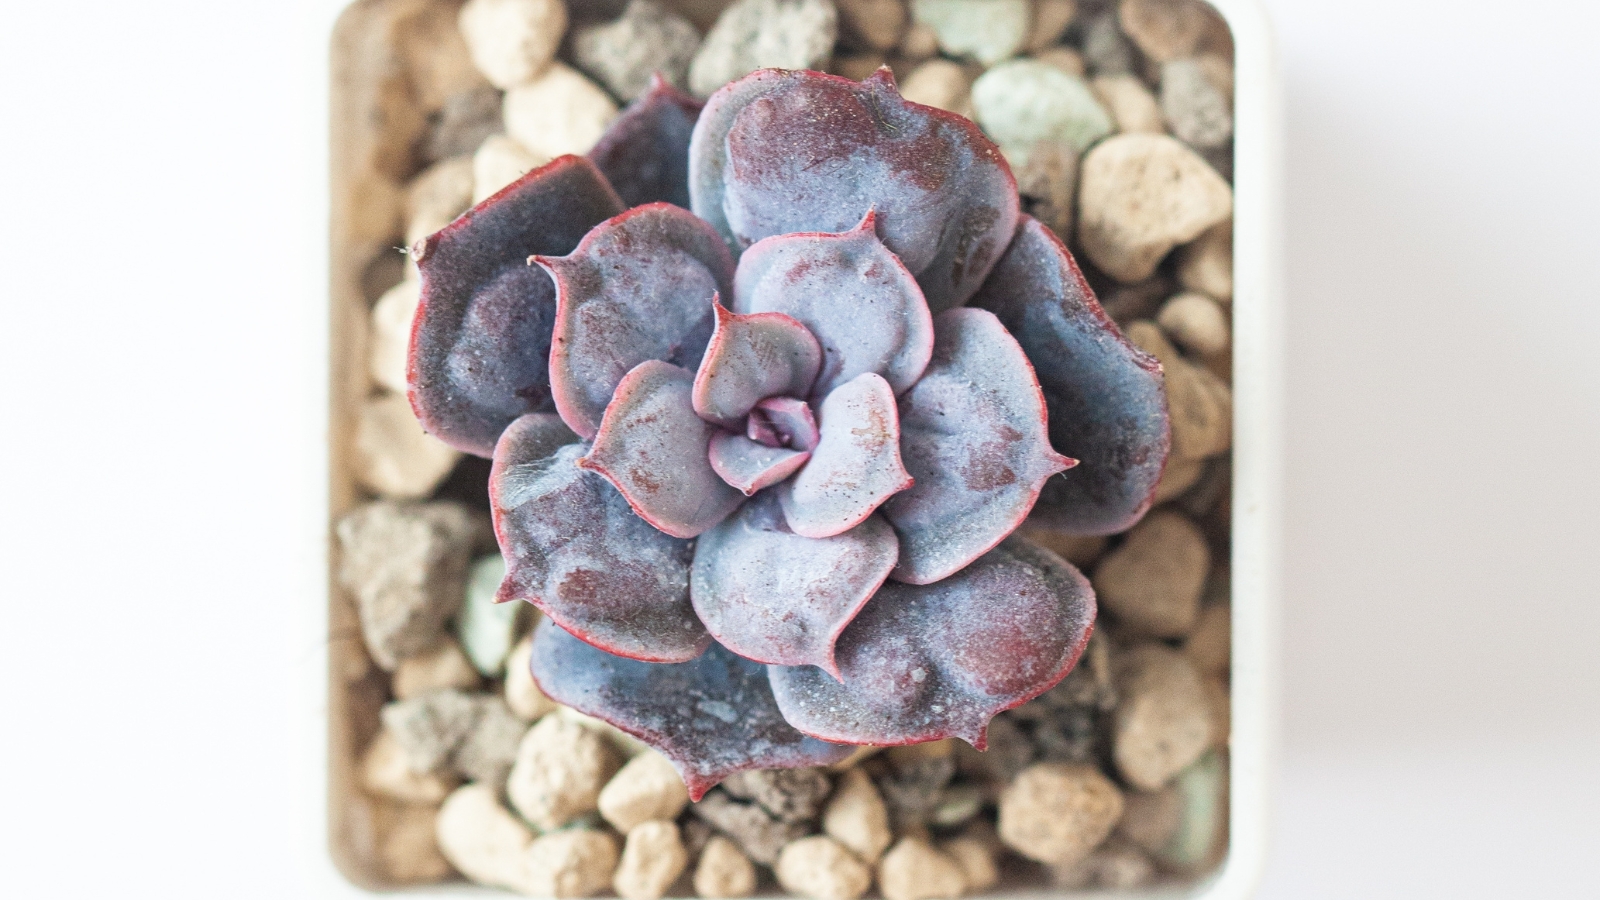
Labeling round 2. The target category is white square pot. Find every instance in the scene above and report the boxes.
[315,0,1283,896]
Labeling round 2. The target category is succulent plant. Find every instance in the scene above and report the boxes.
[407,69,1169,798]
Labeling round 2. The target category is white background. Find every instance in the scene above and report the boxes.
[0,0,1595,896]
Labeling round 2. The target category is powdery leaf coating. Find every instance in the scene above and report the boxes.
[971,217,1171,535]
[491,421,709,662]
[581,361,745,538]
[779,373,913,539]
[708,433,811,495]
[883,308,1075,584]
[769,538,1095,747]
[732,212,934,400]
[708,69,1019,312]
[530,619,854,800]
[692,492,899,676]
[539,203,735,439]
[693,302,823,427]
[588,75,704,209]
[410,156,625,457]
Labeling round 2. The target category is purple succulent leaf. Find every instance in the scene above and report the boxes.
[580,360,745,538]
[732,211,934,401]
[882,308,1075,585]
[691,301,823,428]
[971,217,1171,535]
[530,618,854,801]
[700,68,1019,312]
[708,433,811,495]
[588,74,703,210]
[778,372,913,539]
[750,397,819,451]
[692,492,898,678]
[490,417,709,663]
[538,203,735,439]
[409,156,625,457]
[688,68,807,256]
[768,538,1095,747]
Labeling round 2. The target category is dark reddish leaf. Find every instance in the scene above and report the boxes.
[580,361,744,538]
[882,308,1074,584]
[588,74,703,209]
[769,538,1095,747]
[538,203,735,439]
[970,217,1171,535]
[490,417,708,663]
[529,619,854,800]
[410,156,625,457]
[692,492,898,676]
[732,211,933,401]
[779,373,913,539]
[698,68,1019,312]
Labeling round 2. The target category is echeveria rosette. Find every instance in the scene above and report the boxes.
[407,69,1170,797]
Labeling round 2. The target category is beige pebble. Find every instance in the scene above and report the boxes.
[899,59,975,116]
[436,783,536,892]
[393,636,481,700]
[369,278,420,395]
[1014,139,1077,238]
[822,767,893,863]
[1196,52,1235,99]
[526,828,622,898]
[405,155,475,247]
[695,835,758,898]
[1158,291,1231,356]
[451,697,529,786]
[1016,528,1107,568]
[1027,0,1078,51]
[776,835,874,900]
[1116,783,1182,853]
[939,837,997,892]
[472,133,549,204]
[360,727,460,804]
[354,391,461,500]
[458,0,566,89]
[600,750,691,833]
[559,706,651,757]
[878,837,967,900]
[1126,320,1233,460]
[1152,454,1205,504]
[398,0,493,113]
[1031,45,1085,77]
[504,633,560,721]
[1113,643,1212,789]
[335,500,485,671]
[1183,601,1231,675]
[1051,836,1157,889]
[1077,133,1232,283]
[377,801,454,883]
[613,820,689,900]
[999,763,1122,867]
[1092,510,1210,638]
[898,21,941,60]
[837,0,909,51]
[1177,219,1233,301]
[1118,0,1219,63]
[507,714,623,830]
[503,62,619,160]
[1091,73,1165,133]
[832,52,889,83]
[347,173,404,247]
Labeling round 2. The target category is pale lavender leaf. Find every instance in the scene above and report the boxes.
[882,308,1074,584]
[708,432,811,496]
[692,302,823,428]
[778,372,913,539]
